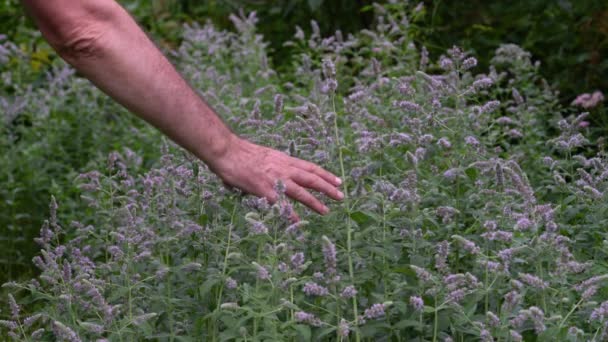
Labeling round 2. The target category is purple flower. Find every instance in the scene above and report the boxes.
[519,273,548,289]
[528,307,546,333]
[473,77,493,90]
[462,57,477,70]
[512,88,524,104]
[322,236,337,275]
[225,277,237,289]
[348,90,366,102]
[590,301,608,322]
[507,129,523,139]
[295,311,322,326]
[582,285,598,300]
[31,329,45,339]
[447,289,467,303]
[515,217,533,231]
[410,296,424,311]
[486,311,500,327]
[364,303,386,319]
[439,56,453,70]
[481,230,513,242]
[437,206,459,224]
[496,116,514,125]
[249,221,268,235]
[290,252,305,270]
[509,330,523,342]
[0,320,18,331]
[571,90,604,109]
[338,319,350,337]
[394,100,422,112]
[465,136,480,146]
[448,45,464,60]
[437,137,451,149]
[411,265,433,282]
[568,327,582,336]
[303,282,329,296]
[443,168,461,180]
[8,294,20,319]
[480,328,492,342]
[322,58,336,78]
[462,239,480,254]
[80,322,104,334]
[321,79,338,94]
[53,321,82,342]
[341,285,358,299]
[107,245,124,260]
[482,100,501,114]
[24,314,42,328]
[435,241,450,272]
[253,262,271,280]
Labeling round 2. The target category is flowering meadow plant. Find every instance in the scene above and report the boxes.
[2,2,608,341]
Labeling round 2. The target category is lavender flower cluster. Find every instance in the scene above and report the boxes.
[3,2,608,341]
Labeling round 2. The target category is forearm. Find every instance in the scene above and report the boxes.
[22,0,235,164]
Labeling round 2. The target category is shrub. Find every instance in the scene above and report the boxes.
[2,3,608,341]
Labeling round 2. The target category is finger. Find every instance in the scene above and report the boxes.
[291,170,344,201]
[285,180,329,215]
[263,188,279,204]
[293,159,342,186]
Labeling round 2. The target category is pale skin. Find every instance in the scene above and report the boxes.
[21,0,344,220]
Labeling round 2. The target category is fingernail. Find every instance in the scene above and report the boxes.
[337,191,344,199]
[336,177,342,185]
[323,206,330,214]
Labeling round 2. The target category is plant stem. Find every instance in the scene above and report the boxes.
[216,204,237,308]
[332,94,360,342]
[558,297,584,329]
[433,297,438,342]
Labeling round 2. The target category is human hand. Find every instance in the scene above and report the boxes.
[209,137,344,219]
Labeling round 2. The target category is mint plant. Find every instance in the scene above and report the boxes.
[2,3,607,341]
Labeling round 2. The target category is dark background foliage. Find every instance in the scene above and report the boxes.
[2,0,606,101]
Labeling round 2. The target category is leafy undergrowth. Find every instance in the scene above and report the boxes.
[2,3,608,341]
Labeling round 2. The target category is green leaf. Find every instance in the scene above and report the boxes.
[423,305,435,313]
[314,326,336,340]
[199,277,220,298]
[465,167,478,181]
[394,319,423,329]
[350,211,374,226]
[307,0,323,12]
[293,324,311,341]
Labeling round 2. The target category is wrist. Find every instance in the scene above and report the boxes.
[202,131,240,170]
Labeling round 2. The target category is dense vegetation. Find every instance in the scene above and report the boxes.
[2,0,606,99]
[1,1,607,341]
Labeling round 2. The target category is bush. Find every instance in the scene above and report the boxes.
[2,3,608,341]
[0,35,161,281]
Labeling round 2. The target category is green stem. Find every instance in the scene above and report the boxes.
[332,94,360,342]
[433,297,438,342]
[216,204,237,308]
[166,252,175,342]
[558,297,584,329]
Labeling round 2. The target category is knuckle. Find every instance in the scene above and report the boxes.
[293,187,305,198]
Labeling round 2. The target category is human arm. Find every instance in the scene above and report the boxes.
[21,0,343,215]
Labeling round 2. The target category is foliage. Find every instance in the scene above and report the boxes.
[416,0,608,104]
[0,34,161,282]
[3,3,608,341]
